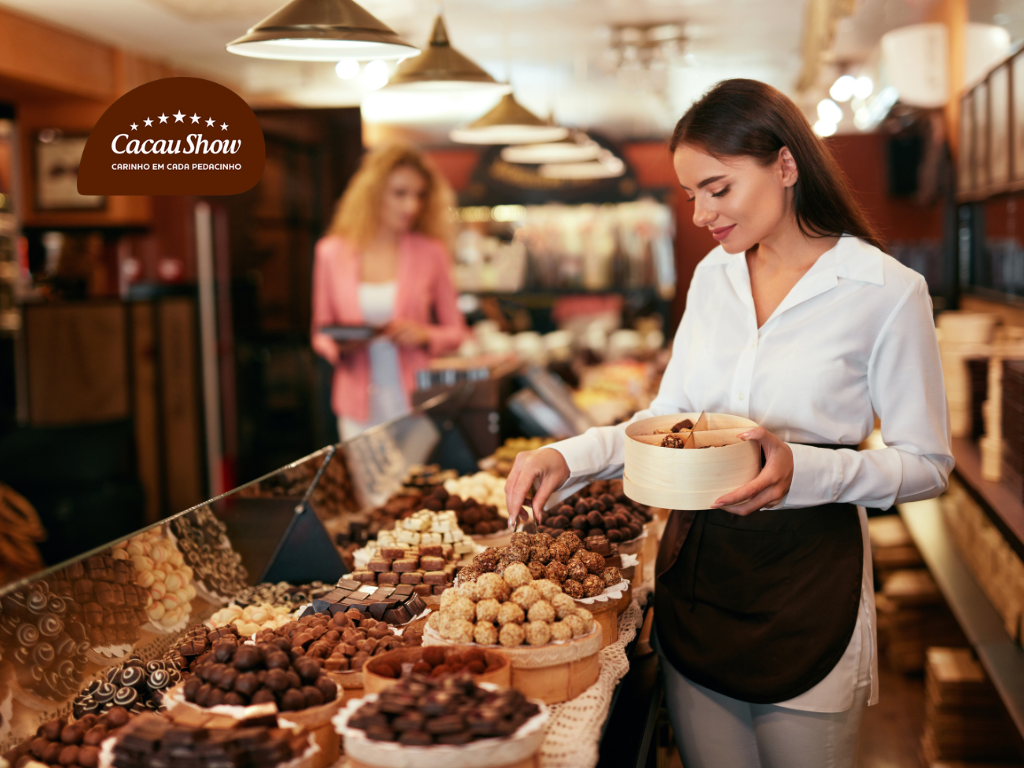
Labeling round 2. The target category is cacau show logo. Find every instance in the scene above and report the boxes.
[79,77,265,196]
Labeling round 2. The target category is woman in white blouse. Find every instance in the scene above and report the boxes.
[506,79,952,767]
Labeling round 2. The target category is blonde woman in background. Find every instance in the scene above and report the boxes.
[312,144,468,440]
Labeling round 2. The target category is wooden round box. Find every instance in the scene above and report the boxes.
[363,647,511,694]
[623,413,760,510]
[422,627,602,704]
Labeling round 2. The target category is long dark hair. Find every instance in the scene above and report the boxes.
[670,79,884,251]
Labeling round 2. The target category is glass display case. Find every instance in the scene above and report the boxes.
[0,388,461,754]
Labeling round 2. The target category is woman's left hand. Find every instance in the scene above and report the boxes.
[712,427,793,515]
[385,319,430,347]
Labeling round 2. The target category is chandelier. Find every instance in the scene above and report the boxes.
[603,23,687,92]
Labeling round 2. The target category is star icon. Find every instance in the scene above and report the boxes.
[173,110,185,123]
[206,118,215,127]
[190,113,200,123]
[130,123,138,131]
[158,113,168,124]
[144,118,153,127]
[220,123,229,131]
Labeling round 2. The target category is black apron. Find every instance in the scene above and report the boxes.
[653,444,864,704]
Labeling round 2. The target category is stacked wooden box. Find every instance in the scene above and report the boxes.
[941,478,1024,643]
[869,514,924,584]
[967,356,990,441]
[920,647,1023,766]
[936,312,997,439]
[875,569,967,673]
[1003,361,1024,483]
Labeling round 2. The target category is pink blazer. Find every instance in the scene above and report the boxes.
[311,232,468,422]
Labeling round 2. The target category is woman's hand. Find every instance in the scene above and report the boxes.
[385,319,430,348]
[334,339,367,357]
[712,427,793,515]
[505,448,571,528]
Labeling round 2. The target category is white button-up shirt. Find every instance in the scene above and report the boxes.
[550,235,954,712]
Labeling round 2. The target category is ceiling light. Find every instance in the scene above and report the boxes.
[360,59,389,90]
[830,75,856,102]
[450,93,569,145]
[539,154,626,179]
[385,15,510,94]
[854,76,873,100]
[813,119,837,137]
[335,59,360,79]
[817,98,843,124]
[501,133,602,164]
[227,0,420,61]
[854,107,871,130]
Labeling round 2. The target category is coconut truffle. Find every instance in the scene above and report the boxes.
[525,621,552,646]
[499,623,525,647]
[562,614,586,638]
[601,566,623,587]
[562,580,585,599]
[549,621,573,642]
[474,621,498,645]
[440,589,464,610]
[477,572,510,601]
[448,618,475,644]
[546,562,568,583]
[510,585,540,612]
[581,574,605,598]
[502,562,532,589]
[551,593,577,619]
[527,600,555,623]
[566,560,589,582]
[446,596,477,623]
[475,598,501,624]
[548,543,571,564]
[532,579,562,602]
[459,580,482,601]
[575,608,596,634]
[497,602,525,627]
[427,611,443,631]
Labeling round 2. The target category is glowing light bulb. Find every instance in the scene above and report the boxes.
[335,59,360,79]
[854,76,873,100]
[817,98,843,124]
[360,60,389,90]
[813,119,837,137]
[830,75,856,102]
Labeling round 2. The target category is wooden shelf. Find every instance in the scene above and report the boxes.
[951,437,1024,561]
[899,500,1024,738]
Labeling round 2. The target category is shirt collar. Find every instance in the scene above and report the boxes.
[705,235,885,286]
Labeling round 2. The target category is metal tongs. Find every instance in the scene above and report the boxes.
[509,496,534,532]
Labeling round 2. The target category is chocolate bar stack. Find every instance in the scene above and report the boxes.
[1002,360,1024,485]
[302,578,428,626]
[350,544,458,597]
[58,554,148,647]
[111,713,307,768]
[165,625,241,672]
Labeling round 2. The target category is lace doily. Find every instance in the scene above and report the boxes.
[573,579,629,605]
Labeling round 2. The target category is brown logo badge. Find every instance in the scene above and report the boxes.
[78,77,265,196]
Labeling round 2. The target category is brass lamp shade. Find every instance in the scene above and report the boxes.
[386,15,509,92]
[501,133,603,164]
[450,93,569,144]
[227,0,420,61]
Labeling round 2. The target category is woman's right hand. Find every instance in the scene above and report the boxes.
[334,339,367,357]
[505,448,571,529]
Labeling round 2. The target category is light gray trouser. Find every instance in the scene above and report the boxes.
[658,647,869,768]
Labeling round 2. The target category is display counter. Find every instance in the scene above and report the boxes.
[0,383,659,768]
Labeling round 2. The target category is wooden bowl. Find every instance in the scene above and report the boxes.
[363,647,511,694]
[624,413,760,510]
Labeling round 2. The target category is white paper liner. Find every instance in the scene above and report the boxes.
[572,579,629,605]
[333,684,548,768]
[616,528,648,554]
[620,553,639,569]
[98,726,320,768]
[142,612,191,635]
[87,644,134,665]
[0,685,13,743]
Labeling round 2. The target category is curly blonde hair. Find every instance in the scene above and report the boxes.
[328,143,455,249]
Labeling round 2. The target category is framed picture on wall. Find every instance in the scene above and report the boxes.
[959,91,974,194]
[990,64,1010,189]
[34,130,105,211]
[974,80,989,191]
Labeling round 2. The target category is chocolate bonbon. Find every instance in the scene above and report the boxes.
[6,707,132,768]
[169,506,248,598]
[165,624,240,672]
[73,655,180,718]
[345,672,539,745]
[534,478,650,541]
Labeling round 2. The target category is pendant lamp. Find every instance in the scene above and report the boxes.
[501,132,602,164]
[450,93,569,145]
[227,0,420,61]
[539,152,626,179]
[385,15,509,93]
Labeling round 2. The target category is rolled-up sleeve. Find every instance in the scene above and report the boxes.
[782,277,953,509]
